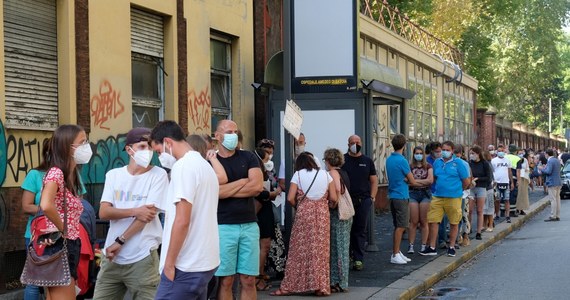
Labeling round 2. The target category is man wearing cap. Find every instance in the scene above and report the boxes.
[93,127,169,300]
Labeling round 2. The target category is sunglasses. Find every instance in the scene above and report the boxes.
[258,138,275,147]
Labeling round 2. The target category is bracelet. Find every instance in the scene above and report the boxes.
[115,236,125,245]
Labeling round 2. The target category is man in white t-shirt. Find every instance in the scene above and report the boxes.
[491,145,514,223]
[93,127,169,300]
[150,121,220,300]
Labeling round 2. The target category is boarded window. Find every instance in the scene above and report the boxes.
[211,36,232,126]
[131,8,164,128]
[4,0,58,129]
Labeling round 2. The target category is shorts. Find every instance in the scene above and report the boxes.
[42,238,81,280]
[496,183,510,202]
[470,187,487,198]
[94,250,160,299]
[427,196,462,225]
[155,267,217,300]
[483,189,495,215]
[409,189,431,203]
[390,199,409,228]
[215,223,260,277]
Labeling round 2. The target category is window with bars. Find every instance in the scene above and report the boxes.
[211,36,232,126]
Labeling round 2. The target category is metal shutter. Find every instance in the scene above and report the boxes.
[130,8,163,57]
[4,0,58,130]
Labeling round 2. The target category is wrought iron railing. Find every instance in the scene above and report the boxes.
[360,0,464,67]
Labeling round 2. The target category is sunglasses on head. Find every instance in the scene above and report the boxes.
[258,138,275,147]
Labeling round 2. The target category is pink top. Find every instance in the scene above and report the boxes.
[43,167,84,240]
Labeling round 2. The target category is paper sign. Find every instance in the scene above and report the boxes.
[283,99,303,139]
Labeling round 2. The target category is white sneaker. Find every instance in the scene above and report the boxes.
[407,244,414,254]
[398,251,412,262]
[391,254,407,264]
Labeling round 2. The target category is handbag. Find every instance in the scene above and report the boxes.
[337,175,355,220]
[21,191,71,287]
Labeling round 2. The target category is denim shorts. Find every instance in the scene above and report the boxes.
[496,183,510,202]
[409,189,431,203]
[470,187,487,198]
[215,223,260,277]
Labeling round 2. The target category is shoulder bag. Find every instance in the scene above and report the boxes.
[21,191,71,287]
[337,174,355,220]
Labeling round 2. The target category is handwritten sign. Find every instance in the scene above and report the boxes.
[283,99,303,139]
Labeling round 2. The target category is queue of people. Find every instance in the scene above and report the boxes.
[20,120,564,299]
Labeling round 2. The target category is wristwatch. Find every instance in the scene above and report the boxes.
[115,235,126,245]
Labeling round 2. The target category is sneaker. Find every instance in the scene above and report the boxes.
[398,251,411,262]
[506,217,511,223]
[519,210,527,215]
[407,244,414,254]
[419,247,437,256]
[420,244,427,252]
[447,247,456,257]
[353,260,363,271]
[544,217,558,222]
[391,254,407,264]
[475,233,482,240]
[485,227,494,232]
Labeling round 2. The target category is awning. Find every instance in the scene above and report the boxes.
[359,57,416,100]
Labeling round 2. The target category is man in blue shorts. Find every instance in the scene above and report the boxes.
[215,120,264,300]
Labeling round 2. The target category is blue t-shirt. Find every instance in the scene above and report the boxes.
[21,169,45,239]
[386,152,411,200]
[433,156,469,198]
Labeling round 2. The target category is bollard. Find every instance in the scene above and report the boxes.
[365,200,379,252]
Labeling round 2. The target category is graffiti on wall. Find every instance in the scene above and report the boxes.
[5,135,50,183]
[91,80,125,130]
[188,86,211,132]
[81,134,129,184]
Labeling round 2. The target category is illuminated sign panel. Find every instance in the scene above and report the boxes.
[291,0,357,93]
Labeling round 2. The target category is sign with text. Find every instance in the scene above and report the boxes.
[291,0,357,93]
[283,100,303,139]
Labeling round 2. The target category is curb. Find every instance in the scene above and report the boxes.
[370,195,551,300]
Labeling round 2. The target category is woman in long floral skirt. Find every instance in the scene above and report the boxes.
[271,152,337,296]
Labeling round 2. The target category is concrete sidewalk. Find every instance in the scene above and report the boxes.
[258,189,551,300]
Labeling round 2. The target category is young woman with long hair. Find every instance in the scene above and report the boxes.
[407,146,433,254]
[40,125,91,300]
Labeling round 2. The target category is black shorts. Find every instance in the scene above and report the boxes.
[42,238,82,280]
[390,199,409,228]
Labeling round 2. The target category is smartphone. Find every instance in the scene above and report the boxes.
[37,231,62,244]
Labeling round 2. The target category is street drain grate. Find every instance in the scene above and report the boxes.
[416,287,468,299]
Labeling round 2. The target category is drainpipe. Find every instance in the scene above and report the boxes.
[364,88,379,252]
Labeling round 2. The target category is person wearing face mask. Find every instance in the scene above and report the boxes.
[214,120,264,300]
[425,142,448,249]
[93,128,168,300]
[341,135,378,271]
[35,125,88,299]
[407,146,433,255]
[491,145,514,223]
[420,141,470,258]
[468,146,493,241]
[538,148,562,222]
[487,144,497,159]
[515,149,530,216]
[149,121,221,299]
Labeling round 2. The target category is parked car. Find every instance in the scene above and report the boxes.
[560,161,570,199]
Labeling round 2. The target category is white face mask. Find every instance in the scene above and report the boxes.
[268,154,273,161]
[158,143,176,169]
[130,147,153,168]
[264,160,274,172]
[294,145,305,156]
[73,143,93,164]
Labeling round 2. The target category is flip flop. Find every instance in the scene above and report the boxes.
[270,288,291,296]
[315,289,330,296]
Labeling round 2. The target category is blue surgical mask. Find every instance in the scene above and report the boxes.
[497,151,505,158]
[441,150,452,159]
[414,154,423,161]
[222,133,239,151]
[518,154,524,158]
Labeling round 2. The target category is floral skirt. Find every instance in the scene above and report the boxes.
[280,198,330,293]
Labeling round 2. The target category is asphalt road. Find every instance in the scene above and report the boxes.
[420,197,570,299]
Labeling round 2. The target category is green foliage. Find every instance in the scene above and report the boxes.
[376,0,570,132]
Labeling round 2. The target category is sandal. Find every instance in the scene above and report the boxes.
[270,288,291,296]
[330,284,346,293]
[256,279,271,291]
[315,289,330,296]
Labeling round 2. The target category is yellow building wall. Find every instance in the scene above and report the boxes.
[185,0,255,147]
[88,0,177,142]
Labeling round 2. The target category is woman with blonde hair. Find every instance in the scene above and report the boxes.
[323,148,352,293]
